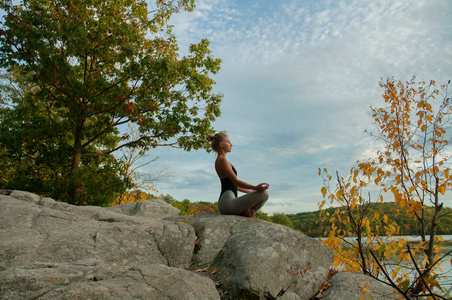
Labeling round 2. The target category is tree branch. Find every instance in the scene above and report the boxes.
[406,244,436,298]
[369,249,409,299]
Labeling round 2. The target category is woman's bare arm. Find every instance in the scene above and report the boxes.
[216,157,269,191]
[238,187,253,193]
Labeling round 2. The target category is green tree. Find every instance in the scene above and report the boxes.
[271,213,294,229]
[160,194,219,215]
[0,0,222,205]
[255,211,273,222]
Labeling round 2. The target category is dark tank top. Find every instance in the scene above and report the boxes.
[220,164,238,198]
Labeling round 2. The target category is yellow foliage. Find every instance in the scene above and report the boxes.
[318,78,452,295]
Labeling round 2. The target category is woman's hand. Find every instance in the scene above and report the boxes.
[255,183,269,191]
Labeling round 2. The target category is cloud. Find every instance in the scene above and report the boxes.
[171,168,217,189]
[151,0,452,214]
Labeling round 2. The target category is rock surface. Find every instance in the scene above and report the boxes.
[0,190,396,299]
[322,271,399,299]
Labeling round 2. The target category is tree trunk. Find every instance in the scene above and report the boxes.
[412,177,443,295]
[68,121,84,205]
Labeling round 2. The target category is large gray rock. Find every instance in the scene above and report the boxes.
[0,261,219,300]
[208,221,333,299]
[0,189,40,203]
[167,214,259,269]
[169,214,334,299]
[9,190,41,203]
[0,189,396,299]
[107,199,181,219]
[0,195,194,271]
[322,271,399,300]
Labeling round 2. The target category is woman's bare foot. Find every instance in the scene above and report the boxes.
[241,209,255,218]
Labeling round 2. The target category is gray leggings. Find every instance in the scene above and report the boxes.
[218,190,269,215]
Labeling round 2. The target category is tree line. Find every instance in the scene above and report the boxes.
[287,202,452,237]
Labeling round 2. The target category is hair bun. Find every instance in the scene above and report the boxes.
[206,132,227,152]
[206,134,215,142]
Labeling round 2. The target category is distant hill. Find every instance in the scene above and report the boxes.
[287,202,452,237]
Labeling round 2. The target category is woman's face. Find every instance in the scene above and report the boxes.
[221,137,233,153]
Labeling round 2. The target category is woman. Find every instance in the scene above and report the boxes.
[206,132,269,217]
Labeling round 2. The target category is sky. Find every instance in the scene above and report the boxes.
[142,0,452,215]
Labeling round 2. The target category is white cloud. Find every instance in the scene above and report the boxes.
[148,0,452,214]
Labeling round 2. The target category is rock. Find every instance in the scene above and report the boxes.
[0,262,219,300]
[167,214,257,269]
[0,189,41,203]
[208,220,333,299]
[0,195,194,271]
[322,271,399,300]
[169,214,334,299]
[0,189,397,299]
[107,199,181,219]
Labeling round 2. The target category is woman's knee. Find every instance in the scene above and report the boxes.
[259,190,269,201]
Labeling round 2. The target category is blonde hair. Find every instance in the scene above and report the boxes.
[206,132,228,152]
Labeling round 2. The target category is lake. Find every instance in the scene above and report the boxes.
[437,236,452,287]
[396,234,452,288]
[323,235,452,288]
